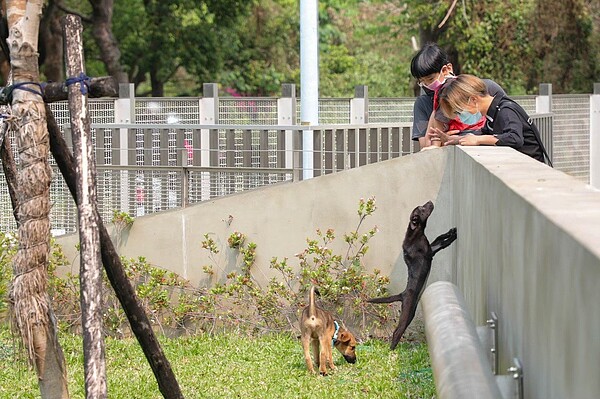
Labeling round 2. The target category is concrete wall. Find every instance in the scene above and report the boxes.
[57,145,600,399]
[57,148,454,294]
[447,146,600,399]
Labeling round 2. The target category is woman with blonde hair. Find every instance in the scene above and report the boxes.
[430,74,550,164]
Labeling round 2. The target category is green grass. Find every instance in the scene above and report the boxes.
[0,327,435,399]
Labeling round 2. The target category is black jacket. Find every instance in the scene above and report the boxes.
[482,95,545,162]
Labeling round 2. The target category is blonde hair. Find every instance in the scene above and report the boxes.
[437,74,488,118]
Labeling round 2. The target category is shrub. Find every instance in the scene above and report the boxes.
[199,197,394,339]
[1,197,396,341]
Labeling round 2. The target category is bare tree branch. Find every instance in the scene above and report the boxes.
[438,0,459,29]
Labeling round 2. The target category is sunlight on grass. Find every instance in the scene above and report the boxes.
[0,327,435,398]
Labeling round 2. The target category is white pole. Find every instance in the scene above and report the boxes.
[591,83,600,189]
[300,0,318,179]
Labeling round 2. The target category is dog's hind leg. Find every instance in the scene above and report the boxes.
[430,227,457,256]
[311,339,320,367]
[390,288,419,350]
[325,340,336,372]
[318,336,331,375]
[302,335,315,373]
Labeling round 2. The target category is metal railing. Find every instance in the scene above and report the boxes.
[531,113,554,163]
[0,87,572,236]
[422,281,504,399]
[2,122,414,235]
[422,281,524,399]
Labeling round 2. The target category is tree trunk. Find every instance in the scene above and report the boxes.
[88,0,128,83]
[1,121,19,222]
[63,14,107,399]
[150,64,164,97]
[39,0,64,82]
[6,0,70,398]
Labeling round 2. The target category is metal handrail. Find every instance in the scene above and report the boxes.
[422,281,503,399]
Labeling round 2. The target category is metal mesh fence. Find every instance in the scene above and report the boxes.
[0,93,592,236]
[369,98,415,123]
[511,95,536,114]
[135,98,201,124]
[317,98,351,124]
[551,95,590,181]
[219,98,278,125]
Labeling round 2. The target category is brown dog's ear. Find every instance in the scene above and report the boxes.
[338,331,350,343]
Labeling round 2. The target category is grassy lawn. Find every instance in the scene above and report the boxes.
[0,327,435,399]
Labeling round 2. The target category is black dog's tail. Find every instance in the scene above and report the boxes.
[367,292,404,304]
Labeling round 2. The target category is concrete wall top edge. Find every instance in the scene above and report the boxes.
[456,146,600,258]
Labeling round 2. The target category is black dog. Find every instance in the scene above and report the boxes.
[368,201,457,350]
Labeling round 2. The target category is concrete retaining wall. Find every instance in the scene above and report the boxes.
[447,146,600,399]
[57,148,453,294]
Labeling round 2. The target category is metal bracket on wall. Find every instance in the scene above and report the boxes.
[508,358,524,399]
[476,311,498,374]
[497,357,524,399]
[488,312,498,374]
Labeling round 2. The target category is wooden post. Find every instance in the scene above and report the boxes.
[43,76,118,102]
[47,104,186,399]
[62,14,106,399]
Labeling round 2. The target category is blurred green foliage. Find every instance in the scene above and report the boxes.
[48,0,600,96]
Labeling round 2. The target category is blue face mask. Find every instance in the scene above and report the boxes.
[458,110,482,125]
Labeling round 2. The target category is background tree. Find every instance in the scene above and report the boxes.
[39,0,64,82]
[34,1,600,96]
[401,0,598,94]
[398,0,534,93]
[112,0,253,96]
[220,0,297,96]
[88,0,128,83]
[220,0,415,97]
[530,0,597,92]
[38,0,127,84]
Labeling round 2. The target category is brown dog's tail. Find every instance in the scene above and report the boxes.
[367,292,404,304]
[308,286,319,318]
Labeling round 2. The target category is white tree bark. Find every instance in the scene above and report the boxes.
[6,0,70,398]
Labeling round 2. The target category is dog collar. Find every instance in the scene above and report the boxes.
[332,321,340,346]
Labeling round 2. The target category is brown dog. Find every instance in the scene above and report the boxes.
[300,286,357,375]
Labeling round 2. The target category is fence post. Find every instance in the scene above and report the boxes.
[536,83,552,114]
[115,83,134,213]
[200,83,218,200]
[278,84,296,174]
[351,85,369,124]
[591,83,600,189]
